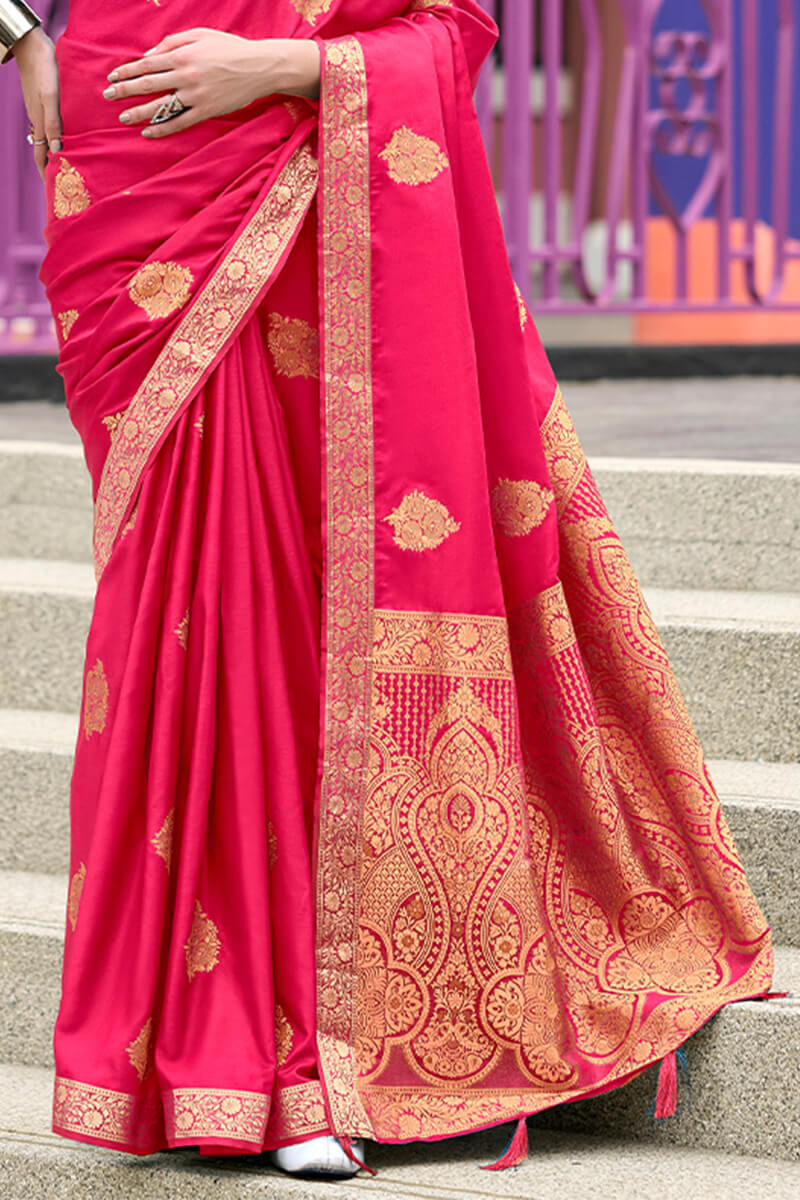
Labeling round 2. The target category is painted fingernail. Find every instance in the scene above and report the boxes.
[107,70,119,82]
[143,46,157,55]
[103,86,116,99]
[50,139,62,152]
[119,112,132,124]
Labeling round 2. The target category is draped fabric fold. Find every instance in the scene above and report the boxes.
[41,0,771,1156]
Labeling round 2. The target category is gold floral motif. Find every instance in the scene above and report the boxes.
[373,609,512,678]
[185,900,221,980]
[126,1018,153,1082]
[93,144,318,580]
[174,608,190,649]
[491,477,555,537]
[268,1081,329,1143]
[267,313,320,379]
[384,490,460,552]
[167,1087,268,1144]
[288,0,334,23]
[121,503,138,538]
[408,0,455,10]
[151,809,174,869]
[57,309,79,341]
[514,282,528,329]
[53,1077,138,1144]
[274,1004,294,1066]
[67,862,86,932]
[194,412,205,438]
[540,385,588,515]
[83,659,108,739]
[128,261,194,321]
[378,127,450,186]
[102,410,127,445]
[53,159,91,219]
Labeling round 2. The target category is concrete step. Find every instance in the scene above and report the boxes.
[0,441,92,563]
[0,867,798,1162]
[3,438,800,594]
[0,558,93,714]
[3,559,797,761]
[2,702,797,945]
[647,588,800,762]
[2,1064,799,1200]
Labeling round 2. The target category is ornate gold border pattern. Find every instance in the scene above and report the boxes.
[92,143,319,580]
[315,35,376,1139]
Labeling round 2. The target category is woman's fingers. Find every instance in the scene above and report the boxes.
[141,106,204,139]
[143,28,210,57]
[105,72,178,101]
[107,53,174,85]
[118,95,179,126]
[33,135,48,180]
[43,90,63,152]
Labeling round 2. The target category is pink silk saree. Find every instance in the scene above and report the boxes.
[42,0,772,1156]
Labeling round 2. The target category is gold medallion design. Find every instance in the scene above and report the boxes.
[126,1018,153,1082]
[128,261,194,321]
[384,491,461,552]
[514,282,528,329]
[491,478,555,537]
[57,310,79,341]
[288,0,334,23]
[174,608,190,649]
[267,313,320,379]
[151,809,174,869]
[53,159,91,219]
[275,1004,294,1066]
[83,659,109,739]
[378,127,450,186]
[185,900,221,980]
[67,862,86,932]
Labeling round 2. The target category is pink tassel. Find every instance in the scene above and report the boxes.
[759,991,789,1000]
[481,1116,529,1171]
[337,1135,377,1176]
[654,1050,678,1119]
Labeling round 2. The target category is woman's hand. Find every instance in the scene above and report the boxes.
[13,26,62,179]
[103,28,321,139]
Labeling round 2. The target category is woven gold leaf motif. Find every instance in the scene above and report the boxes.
[185,901,221,980]
[174,609,190,649]
[267,313,320,379]
[288,0,334,23]
[275,1004,294,1066]
[83,659,109,739]
[126,1018,153,1081]
[491,478,555,537]
[384,491,461,552]
[53,159,91,219]
[151,809,175,869]
[128,261,194,321]
[57,310,79,341]
[67,863,86,932]
[378,127,450,186]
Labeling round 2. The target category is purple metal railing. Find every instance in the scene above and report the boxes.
[1,0,799,350]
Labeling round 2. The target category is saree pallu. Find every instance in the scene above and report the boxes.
[42,0,773,1155]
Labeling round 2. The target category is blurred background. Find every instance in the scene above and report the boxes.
[1,0,799,355]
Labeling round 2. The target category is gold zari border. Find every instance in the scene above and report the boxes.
[315,35,375,1138]
[92,142,319,580]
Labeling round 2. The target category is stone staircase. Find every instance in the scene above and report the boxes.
[1,435,799,1199]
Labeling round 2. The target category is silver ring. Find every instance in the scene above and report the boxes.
[26,133,48,146]
[149,91,189,125]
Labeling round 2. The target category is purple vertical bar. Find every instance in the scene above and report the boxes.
[570,0,602,299]
[632,0,654,303]
[475,0,497,159]
[502,0,534,294]
[717,0,733,302]
[542,0,563,300]
[769,0,795,299]
[741,0,759,297]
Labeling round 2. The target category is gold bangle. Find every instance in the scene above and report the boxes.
[0,0,42,65]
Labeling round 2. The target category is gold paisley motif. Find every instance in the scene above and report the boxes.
[151,809,174,869]
[267,313,320,379]
[378,127,450,186]
[275,1004,294,1066]
[514,282,528,329]
[126,1018,153,1082]
[128,261,194,321]
[174,608,190,649]
[57,310,79,341]
[83,659,108,739]
[288,0,334,23]
[194,412,205,438]
[67,862,86,932]
[491,478,555,537]
[185,900,221,980]
[53,159,91,219]
[384,490,460,552]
